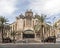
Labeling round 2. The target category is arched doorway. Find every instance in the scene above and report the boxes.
[23,30,35,38]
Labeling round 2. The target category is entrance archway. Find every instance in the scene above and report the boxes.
[23,30,35,38]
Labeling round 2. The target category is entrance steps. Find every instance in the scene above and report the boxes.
[16,38,41,43]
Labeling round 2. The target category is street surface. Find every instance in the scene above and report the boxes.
[0,43,60,48]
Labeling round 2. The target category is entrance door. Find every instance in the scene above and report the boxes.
[23,30,35,38]
[23,34,35,38]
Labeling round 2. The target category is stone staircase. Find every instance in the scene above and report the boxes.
[16,38,41,43]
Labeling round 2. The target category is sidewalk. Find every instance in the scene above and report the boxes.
[0,43,60,45]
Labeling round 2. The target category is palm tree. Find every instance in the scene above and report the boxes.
[34,24,41,38]
[0,16,8,43]
[36,14,46,42]
[34,14,53,43]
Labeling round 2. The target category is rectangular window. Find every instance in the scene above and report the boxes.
[26,19,31,27]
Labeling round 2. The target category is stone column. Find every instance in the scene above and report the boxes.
[7,32,8,37]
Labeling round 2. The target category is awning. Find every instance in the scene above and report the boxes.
[23,30,34,34]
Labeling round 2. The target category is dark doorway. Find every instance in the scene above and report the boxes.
[23,34,35,38]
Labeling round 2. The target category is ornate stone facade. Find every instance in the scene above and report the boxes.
[10,10,39,41]
[9,10,57,42]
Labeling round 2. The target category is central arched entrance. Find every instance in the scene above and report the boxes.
[23,30,35,38]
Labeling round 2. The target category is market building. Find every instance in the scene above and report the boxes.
[9,10,56,42]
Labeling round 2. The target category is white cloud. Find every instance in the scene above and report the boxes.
[29,0,60,15]
[0,0,17,15]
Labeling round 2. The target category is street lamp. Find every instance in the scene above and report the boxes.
[53,17,56,43]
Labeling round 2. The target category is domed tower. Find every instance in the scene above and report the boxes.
[23,10,35,39]
[20,14,24,18]
[24,9,33,29]
[25,9,33,17]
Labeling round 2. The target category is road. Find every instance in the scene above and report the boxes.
[0,43,60,48]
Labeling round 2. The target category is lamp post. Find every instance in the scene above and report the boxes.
[53,17,56,43]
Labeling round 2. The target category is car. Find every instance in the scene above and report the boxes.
[41,36,56,43]
[3,37,12,43]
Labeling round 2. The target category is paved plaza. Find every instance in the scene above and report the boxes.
[0,43,60,48]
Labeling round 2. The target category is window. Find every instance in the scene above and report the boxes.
[24,20,25,27]
[26,19,31,27]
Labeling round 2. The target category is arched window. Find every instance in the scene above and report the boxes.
[24,20,25,27]
[26,19,31,27]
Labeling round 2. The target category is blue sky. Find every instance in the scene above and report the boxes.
[0,0,60,24]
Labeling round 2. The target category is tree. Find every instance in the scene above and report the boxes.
[0,16,8,43]
[35,14,46,42]
[34,24,41,38]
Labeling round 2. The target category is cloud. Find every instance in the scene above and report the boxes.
[0,0,60,23]
[29,0,60,15]
[0,0,17,15]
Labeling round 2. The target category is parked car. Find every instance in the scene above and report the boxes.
[3,37,12,43]
[41,36,56,43]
